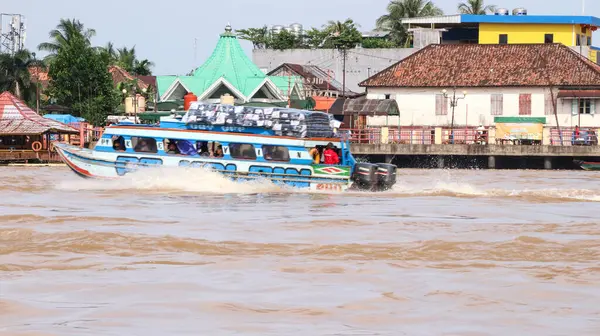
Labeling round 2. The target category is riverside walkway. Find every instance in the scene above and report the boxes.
[345,126,600,169]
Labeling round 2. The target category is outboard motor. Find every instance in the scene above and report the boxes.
[350,163,378,191]
[375,163,397,191]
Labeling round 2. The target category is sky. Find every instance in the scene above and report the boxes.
[2,0,598,75]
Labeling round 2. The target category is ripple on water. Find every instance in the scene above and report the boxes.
[1,167,600,335]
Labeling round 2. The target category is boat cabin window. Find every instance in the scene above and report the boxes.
[195,141,223,158]
[262,145,290,162]
[113,136,125,151]
[164,139,180,155]
[164,139,197,156]
[229,143,257,160]
[132,137,158,153]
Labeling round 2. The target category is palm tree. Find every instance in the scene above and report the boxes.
[236,26,270,49]
[322,19,362,49]
[38,19,96,63]
[116,46,137,72]
[133,59,154,76]
[458,0,496,14]
[376,0,444,46]
[98,42,117,64]
[113,46,153,75]
[0,49,45,100]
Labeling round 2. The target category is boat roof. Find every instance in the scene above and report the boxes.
[105,122,344,144]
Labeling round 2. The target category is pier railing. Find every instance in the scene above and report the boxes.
[342,126,598,146]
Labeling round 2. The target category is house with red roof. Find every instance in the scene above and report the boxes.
[359,43,600,128]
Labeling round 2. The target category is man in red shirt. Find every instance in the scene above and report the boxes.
[323,143,340,165]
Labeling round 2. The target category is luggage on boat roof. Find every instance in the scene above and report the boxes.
[182,102,340,138]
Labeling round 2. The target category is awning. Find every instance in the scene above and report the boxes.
[557,90,600,99]
[312,96,336,112]
[329,98,399,116]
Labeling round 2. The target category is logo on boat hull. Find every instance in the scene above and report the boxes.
[314,166,350,176]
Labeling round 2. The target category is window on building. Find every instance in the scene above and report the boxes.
[435,94,448,115]
[490,94,503,115]
[544,34,554,43]
[587,36,592,46]
[499,34,508,44]
[578,99,596,114]
[131,137,158,153]
[576,34,581,46]
[229,143,257,160]
[519,94,532,115]
[262,145,290,162]
[384,94,391,99]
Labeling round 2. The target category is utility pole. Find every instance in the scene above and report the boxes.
[341,48,347,97]
[442,87,467,144]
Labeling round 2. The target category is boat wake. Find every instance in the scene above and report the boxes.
[55,166,600,202]
[384,181,600,202]
[55,166,289,194]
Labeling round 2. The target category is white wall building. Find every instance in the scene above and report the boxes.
[360,44,600,128]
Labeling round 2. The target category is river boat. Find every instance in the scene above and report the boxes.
[54,104,397,192]
[574,160,600,171]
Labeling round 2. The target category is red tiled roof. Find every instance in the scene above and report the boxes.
[27,65,148,91]
[268,63,356,95]
[0,92,77,135]
[28,66,50,88]
[359,44,600,88]
[109,65,149,90]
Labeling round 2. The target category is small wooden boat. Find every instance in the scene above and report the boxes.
[574,160,600,171]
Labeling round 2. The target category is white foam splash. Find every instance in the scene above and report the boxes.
[55,166,289,194]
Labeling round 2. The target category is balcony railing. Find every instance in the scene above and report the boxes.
[341,126,598,146]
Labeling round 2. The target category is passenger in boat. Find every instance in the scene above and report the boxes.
[134,139,152,152]
[323,143,340,165]
[213,145,224,158]
[309,147,320,164]
[176,140,197,156]
[113,136,125,151]
[197,142,211,157]
[113,141,124,151]
[166,141,180,154]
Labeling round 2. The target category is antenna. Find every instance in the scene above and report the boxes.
[0,13,26,55]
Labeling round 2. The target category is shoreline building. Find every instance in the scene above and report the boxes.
[359,43,600,128]
[402,11,600,62]
[253,11,600,93]
[157,25,303,105]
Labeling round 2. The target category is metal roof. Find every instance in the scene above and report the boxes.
[0,92,78,135]
[401,14,600,27]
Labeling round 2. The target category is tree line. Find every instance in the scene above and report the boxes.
[237,0,496,50]
[0,19,155,126]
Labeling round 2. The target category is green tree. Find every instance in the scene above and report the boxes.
[269,30,303,50]
[304,28,330,49]
[98,42,117,64]
[376,0,444,46]
[0,49,44,101]
[323,19,362,49]
[38,18,96,64]
[458,0,496,14]
[361,38,398,48]
[47,33,118,126]
[236,26,270,49]
[98,45,154,75]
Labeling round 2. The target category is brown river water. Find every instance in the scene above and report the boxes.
[1,166,600,335]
